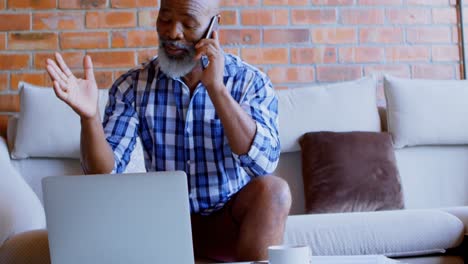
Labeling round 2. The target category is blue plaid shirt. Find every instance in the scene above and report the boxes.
[102,54,280,214]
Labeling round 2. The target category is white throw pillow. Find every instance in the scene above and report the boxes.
[277,76,381,153]
[384,75,468,148]
[11,82,109,159]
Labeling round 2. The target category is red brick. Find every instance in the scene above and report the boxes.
[0,73,7,91]
[220,10,237,26]
[358,0,402,5]
[0,33,5,50]
[87,51,136,68]
[264,29,309,44]
[386,46,431,62]
[138,10,158,27]
[58,0,106,9]
[8,32,58,50]
[407,27,452,43]
[291,47,336,64]
[34,52,84,70]
[268,66,315,84]
[0,94,20,112]
[0,14,30,31]
[221,0,261,6]
[311,0,353,5]
[432,45,460,62]
[412,64,456,79]
[360,27,403,44]
[241,48,288,65]
[341,9,385,25]
[364,65,411,78]
[224,48,240,56]
[111,32,126,48]
[0,0,5,9]
[241,9,288,26]
[317,65,362,82]
[312,28,357,44]
[112,31,158,48]
[10,72,52,90]
[407,0,449,5]
[432,8,457,24]
[219,29,260,45]
[137,48,158,64]
[263,0,307,4]
[33,12,84,30]
[386,9,431,24]
[111,0,158,8]
[0,115,8,139]
[113,30,159,48]
[86,11,136,29]
[60,32,109,49]
[114,70,128,80]
[339,47,384,63]
[0,54,29,70]
[291,9,336,25]
[7,0,55,9]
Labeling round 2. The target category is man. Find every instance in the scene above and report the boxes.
[44,0,291,261]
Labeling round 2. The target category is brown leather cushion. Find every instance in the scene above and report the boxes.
[0,230,50,264]
[299,131,404,214]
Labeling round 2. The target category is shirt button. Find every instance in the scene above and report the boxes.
[186,128,192,134]
[186,160,191,165]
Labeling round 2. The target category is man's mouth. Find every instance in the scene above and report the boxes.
[164,44,187,57]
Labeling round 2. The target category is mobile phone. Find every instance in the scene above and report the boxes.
[203,15,220,40]
[200,15,219,69]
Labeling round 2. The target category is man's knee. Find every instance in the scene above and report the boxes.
[249,175,292,214]
[0,230,50,264]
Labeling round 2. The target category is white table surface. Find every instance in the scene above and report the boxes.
[196,255,403,264]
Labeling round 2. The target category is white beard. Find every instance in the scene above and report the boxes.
[158,45,197,79]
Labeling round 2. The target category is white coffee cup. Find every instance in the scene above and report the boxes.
[268,244,312,264]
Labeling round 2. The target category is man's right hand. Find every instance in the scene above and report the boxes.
[46,53,99,120]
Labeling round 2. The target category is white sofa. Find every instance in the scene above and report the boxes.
[0,76,467,263]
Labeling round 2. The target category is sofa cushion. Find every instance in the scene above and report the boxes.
[11,82,109,159]
[299,131,404,214]
[277,77,381,153]
[384,75,468,148]
[284,209,465,257]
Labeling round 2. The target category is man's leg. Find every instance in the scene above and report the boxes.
[231,175,292,261]
[0,230,50,264]
[191,175,292,262]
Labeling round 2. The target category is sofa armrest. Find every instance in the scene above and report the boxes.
[0,137,46,246]
[439,207,468,236]
[284,209,465,258]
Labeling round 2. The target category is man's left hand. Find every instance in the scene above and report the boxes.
[195,31,225,94]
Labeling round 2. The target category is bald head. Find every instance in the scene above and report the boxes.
[160,0,220,17]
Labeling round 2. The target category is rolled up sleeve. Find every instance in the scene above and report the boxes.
[232,72,280,177]
[102,73,139,173]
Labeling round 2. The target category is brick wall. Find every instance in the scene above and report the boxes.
[0,0,463,137]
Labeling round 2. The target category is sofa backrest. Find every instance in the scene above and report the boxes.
[275,76,468,215]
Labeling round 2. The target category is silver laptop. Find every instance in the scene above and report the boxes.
[42,171,195,264]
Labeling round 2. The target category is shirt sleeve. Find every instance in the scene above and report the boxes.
[232,71,280,177]
[102,72,139,173]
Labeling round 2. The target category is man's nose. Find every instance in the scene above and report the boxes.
[167,21,183,40]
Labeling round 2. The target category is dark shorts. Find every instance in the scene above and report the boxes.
[190,193,241,262]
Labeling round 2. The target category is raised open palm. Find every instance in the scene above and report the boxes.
[46,53,99,119]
